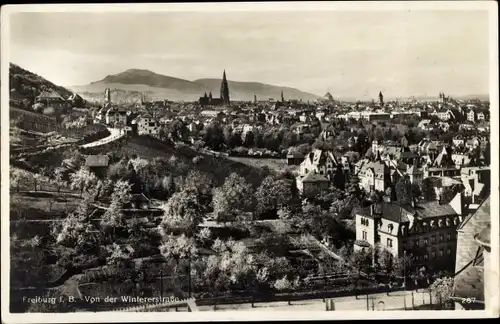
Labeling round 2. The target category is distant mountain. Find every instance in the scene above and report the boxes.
[9,63,74,104]
[69,69,321,102]
[193,78,320,102]
[95,69,205,93]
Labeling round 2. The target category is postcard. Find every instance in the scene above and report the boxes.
[1,1,498,322]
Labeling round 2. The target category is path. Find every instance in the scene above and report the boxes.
[197,289,433,312]
[80,127,124,148]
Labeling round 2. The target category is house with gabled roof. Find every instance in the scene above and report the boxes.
[298,149,340,179]
[85,155,110,178]
[133,113,160,136]
[295,170,330,198]
[36,90,66,109]
[356,159,391,193]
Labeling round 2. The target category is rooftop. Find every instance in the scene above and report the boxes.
[453,196,490,303]
[85,155,110,168]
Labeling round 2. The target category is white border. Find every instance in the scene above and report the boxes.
[1,1,499,322]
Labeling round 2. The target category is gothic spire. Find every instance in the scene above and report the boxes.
[220,70,230,105]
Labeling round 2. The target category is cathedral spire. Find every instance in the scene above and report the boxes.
[220,70,230,105]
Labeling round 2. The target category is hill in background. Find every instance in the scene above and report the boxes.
[9,63,74,104]
[69,69,321,103]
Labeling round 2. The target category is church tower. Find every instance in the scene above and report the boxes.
[220,70,230,105]
[281,90,284,103]
[379,91,384,107]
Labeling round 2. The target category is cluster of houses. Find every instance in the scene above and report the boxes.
[290,130,491,310]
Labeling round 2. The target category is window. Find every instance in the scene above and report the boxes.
[431,236,436,244]
[388,224,394,233]
[424,254,429,261]
[424,238,429,246]
[447,248,452,256]
[387,238,393,248]
[431,251,436,259]
[415,240,420,247]
[439,234,444,242]
[439,249,444,257]
[362,231,367,241]
[447,233,451,241]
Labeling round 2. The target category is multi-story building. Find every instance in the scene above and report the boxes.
[295,171,330,198]
[354,194,464,273]
[295,149,340,197]
[105,108,127,126]
[355,159,391,193]
[297,149,340,178]
[133,114,160,136]
[467,109,477,123]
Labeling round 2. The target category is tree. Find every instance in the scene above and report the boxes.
[70,167,98,196]
[255,176,292,216]
[212,173,253,224]
[33,173,42,192]
[159,188,204,236]
[273,276,293,305]
[243,131,255,148]
[106,242,131,267]
[159,233,198,267]
[181,170,214,214]
[101,180,132,236]
[429,276,454,306]
[10,168,28,193]
[351,249,372,275]
[421,178,435,201]
[377,247,395,279]
[53,167,66,193]
[251,266,269,307]
[393,253,415,280]
[395,175,413,205]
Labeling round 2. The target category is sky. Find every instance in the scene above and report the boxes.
[9,9,490,99]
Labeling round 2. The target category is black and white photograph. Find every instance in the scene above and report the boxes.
[1,1,498,321]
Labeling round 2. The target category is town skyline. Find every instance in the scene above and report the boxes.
[9,10,490,99]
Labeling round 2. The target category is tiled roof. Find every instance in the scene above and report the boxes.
[414,201,457,219]
[37,90,65,101]
[452,196,490,302]
[360,161,389,175]
[85,155,110,167]
[301,171,329,182]
[357,202,412,223]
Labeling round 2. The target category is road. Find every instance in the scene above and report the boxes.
[197,289,435,312]
[80,128,124,148]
